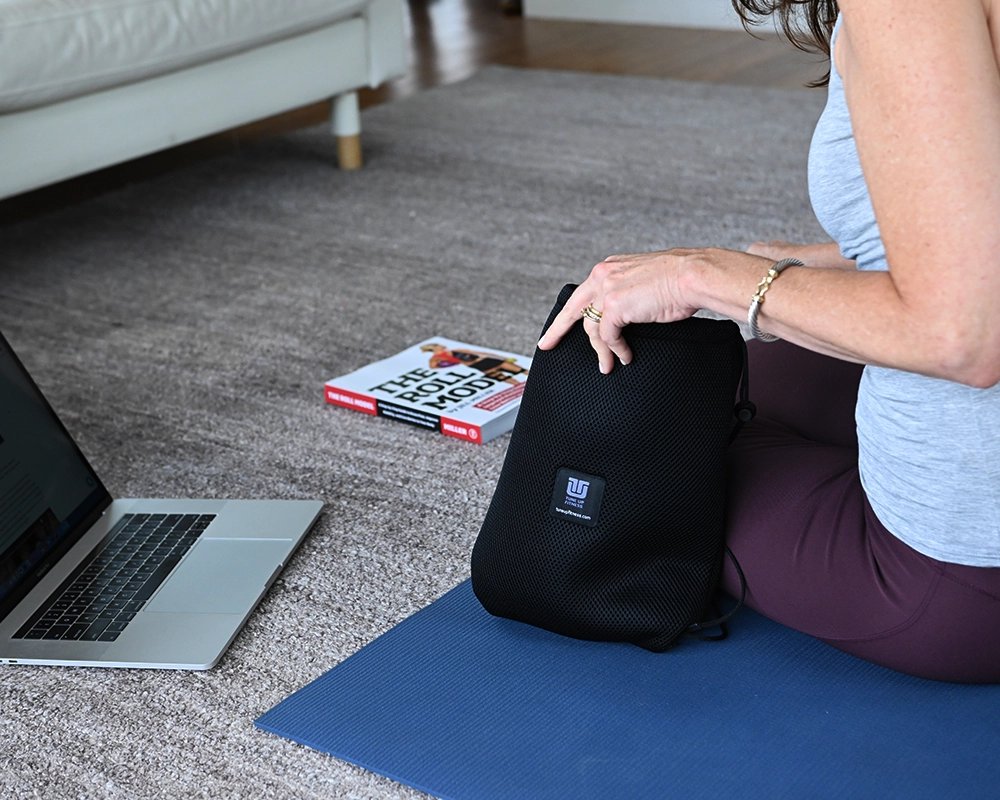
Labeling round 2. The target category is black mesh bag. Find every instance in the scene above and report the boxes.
[471,284,752,652]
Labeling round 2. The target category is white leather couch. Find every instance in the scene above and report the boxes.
[0,0,407,200]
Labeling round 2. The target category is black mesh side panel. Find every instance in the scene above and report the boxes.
[471,285,745,651]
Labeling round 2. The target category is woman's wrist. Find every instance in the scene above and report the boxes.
[674,249,717,316]
[678,248,770,323]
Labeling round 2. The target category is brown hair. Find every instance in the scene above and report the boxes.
[730,0,840,86]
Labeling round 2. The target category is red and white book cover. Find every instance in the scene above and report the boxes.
[324,337,532,444]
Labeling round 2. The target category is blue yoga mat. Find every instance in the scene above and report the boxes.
[256,580,1000,799]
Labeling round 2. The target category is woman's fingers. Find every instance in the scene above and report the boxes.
[537,306,580,351]
[540,290,633,373]
[538,258,635,352]
[581,318,614,373]
[601,323,633,368]
[580,290,634,373]
[537,284,595,350]
[538,248,692,368]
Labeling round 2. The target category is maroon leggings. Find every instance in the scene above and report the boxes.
[720,340,1000,682]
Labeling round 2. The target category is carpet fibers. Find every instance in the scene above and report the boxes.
[0,67,825,798]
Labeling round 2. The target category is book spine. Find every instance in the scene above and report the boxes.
[439,416,484,444]
[376,401,443,433]
[324,385,378,416]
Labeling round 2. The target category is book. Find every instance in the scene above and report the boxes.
[324,337,533,444]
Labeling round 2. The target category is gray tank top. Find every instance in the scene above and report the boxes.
[807,18,1000,566]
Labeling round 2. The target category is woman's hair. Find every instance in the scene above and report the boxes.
[730,1,840,86]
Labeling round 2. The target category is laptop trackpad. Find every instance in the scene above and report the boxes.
[145,539,291,615]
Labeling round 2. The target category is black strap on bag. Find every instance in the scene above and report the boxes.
[471,284,752,652]
[684,338,752,642]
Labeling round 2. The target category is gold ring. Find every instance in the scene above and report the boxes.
[581,304,603,323]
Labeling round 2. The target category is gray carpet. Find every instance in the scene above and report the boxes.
[0,66,826,798]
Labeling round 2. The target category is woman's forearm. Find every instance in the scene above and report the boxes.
[682,248,1000,388]
[747,240,857,270]
[539,241,1000,389]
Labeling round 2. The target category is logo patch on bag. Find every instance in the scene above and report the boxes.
[549,468,606,527]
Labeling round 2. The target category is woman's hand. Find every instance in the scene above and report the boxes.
[537,248,773,374]
[537,242,855,375]
[537,249,701,373]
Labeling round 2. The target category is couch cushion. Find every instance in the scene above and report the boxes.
[0,0,369,112]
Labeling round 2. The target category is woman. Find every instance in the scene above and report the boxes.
[538,0,1000,682]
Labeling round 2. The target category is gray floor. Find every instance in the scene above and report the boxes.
[0,67,826,798]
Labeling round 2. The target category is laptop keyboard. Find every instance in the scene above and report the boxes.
[14,513,215,643]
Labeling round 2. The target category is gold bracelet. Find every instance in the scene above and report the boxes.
[747,258,803,342]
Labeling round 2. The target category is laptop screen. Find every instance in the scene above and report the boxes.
[0,332,110,620]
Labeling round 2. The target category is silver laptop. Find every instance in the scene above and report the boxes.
[0,330,322,669]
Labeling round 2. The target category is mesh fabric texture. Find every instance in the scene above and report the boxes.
[471,284,747,651]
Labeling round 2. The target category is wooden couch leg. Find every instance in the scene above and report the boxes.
[336,134,362,170]
[332,91,362,169]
